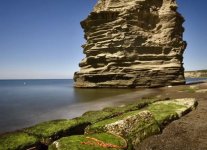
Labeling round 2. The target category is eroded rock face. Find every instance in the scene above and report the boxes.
[74,0,186,88]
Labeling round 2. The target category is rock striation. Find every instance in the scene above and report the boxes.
[74,0,186,88]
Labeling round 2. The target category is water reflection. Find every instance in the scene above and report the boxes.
[73,88,136,102]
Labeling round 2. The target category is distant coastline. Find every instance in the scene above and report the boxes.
[185,70,207,78]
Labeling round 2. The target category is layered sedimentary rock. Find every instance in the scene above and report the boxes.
[74,0,186,88]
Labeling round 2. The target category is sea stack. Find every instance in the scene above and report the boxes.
[74,0,186,88]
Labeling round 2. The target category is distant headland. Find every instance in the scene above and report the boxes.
[185,70,207,78]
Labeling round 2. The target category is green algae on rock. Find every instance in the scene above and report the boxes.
[0,132,39,150]
[102,99,158,114]
[48,133,127,150]
[147,98,198,125]
[85,110,160,149]
[147,103,184,125]
[24,119,90,145]
[80,99,158,124]
[85,98,197,149]
[0,98,197,150]
[81,110,117,124]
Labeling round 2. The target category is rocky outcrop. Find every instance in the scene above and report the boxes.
[85,98,197,149]
[74,0,186,88]
[49,133,127,150]
[0,98,197,150]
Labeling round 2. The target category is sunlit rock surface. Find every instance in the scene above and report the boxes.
[74,0,186,88]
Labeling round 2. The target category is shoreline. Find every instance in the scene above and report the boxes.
[1,81,207,149]
[0,88,160,135]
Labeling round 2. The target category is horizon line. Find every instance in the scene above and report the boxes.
[0,78,73,80]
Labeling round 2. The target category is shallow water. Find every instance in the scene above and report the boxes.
[0,78,206,134]
[186,78,207,84]
[0,79,135,133]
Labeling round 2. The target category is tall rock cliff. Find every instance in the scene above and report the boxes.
[74,0,186,88]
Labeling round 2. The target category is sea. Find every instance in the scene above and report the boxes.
[0,78,206,134]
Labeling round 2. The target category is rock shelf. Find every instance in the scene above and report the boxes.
[0,98,197,150]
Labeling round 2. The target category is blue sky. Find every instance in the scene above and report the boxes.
[0,0,206,79]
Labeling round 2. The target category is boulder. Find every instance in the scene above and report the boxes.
[85,98,197,149]
[0,132,39,150]
[85,110,161,149]
[24,119,90,145]
[48,133,127,150]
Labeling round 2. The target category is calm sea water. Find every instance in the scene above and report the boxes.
[0,79,134,133]
[0,78,206,134]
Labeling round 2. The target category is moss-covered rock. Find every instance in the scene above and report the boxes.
[48,133,127,150]
[0,132,39,150]
[147,103,183,125]
[0,98,197,150]
[80,110,117,124]
[80,99,158,124]
[85,98,197,149]
[147,98,198,126]
[102,99,156,114]
[85,110,160,149]
[24,119,90,145]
